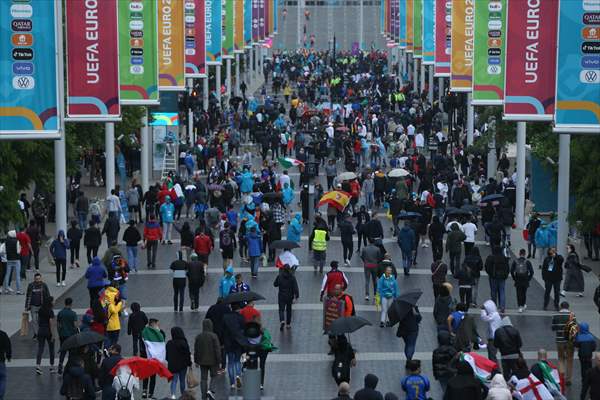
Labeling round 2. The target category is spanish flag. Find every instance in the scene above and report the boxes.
[317,190,351,212]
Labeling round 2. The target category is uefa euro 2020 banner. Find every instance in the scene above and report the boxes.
[118,0,159,105]
[206,0,222,65]
[503,0,558,121]
[472,0,506,105]
[434,0,451,77]
[413,0,423,58]
[399,0,407,49]
[223,0,235,59]
[423,0,435,65]
[245,0,253,48]
[406,0,414,52]
[554,0,600,133]
[450,0,474,92]
[184,0,206,78]
[0,0,62,138]
[66,0,121,122]
[158,0,185,91]
[235,0,245,53]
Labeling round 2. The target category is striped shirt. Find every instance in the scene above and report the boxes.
[551,311,572,343]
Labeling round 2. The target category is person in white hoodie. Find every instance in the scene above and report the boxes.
[112,365,140,400]
[481,299,502,362]
[486,373,512,400]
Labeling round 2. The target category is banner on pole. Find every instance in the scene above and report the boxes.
[223,0,235,59]
[413,0,423,58]
[434,0,451,76]
[399,0,407,48]
[259,0,266,42]
[184,0,206,78]
[503,0,558,121]
[1,0,63,138]
[118,0,159,105]
[423,0,435,65]
[450,0,474,92]
[252,0,259,44]
[245,0,253,48]
[273,0,278,35]
[158,0,185,91]
[472,0,506,105]
[406,0,414,52]
[66,0,120,122]
[206,0,222,65]
[554,0,600,133]
[235,0,245,53]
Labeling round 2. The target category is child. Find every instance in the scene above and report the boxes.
[127,302,148,357]
[401,359,431,400]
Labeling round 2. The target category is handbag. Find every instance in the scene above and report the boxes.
[20,312,29,336]
[186,366,199,388]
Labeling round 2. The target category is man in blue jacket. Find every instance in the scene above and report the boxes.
[246,227,263,278]
[85,256,107,307]
[286,213,303,243]
[397,223,416,275]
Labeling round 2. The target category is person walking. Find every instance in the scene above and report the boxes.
[2,230,22,294]
[143,214,162,269]
[127,302,148,357]
[175,222,195,262]
[194,319,221,400]
[481,299,502,363]
[56,297,78,375]
[309,219,330,274]
[49,230,70,287]
[552,301,575,386]
[542,247,564,311]
[331,335,356,386]
[510,249,534,313]
[140,319,166,399]
[354,373,384,400]
[430,260,448,298]
[574,321,597,392]
[222,305,246,389]
[361,241,381,301]
[446,224,466,276]
[562,243,587,298]
[166,327,192,400]
[24,272,50,339]
[246,227,263,278]
[320,261,349,300]
[274,264,299,330]
[463,247,483,307]
[99,344,123,400]
[395,301,422,361]
[219,222,237,269]
[66,220,82,269]
[397,223,416,275]
[187,254,206,311]
[35,296,55,375]
[83,221,102,264]
[194,229,214,272]
[26,220,42,270]
[428,216,445,262]
[377,266,398,327]
[493,317,523,380]
[85,256,107,307]
[461,217,477,255]
[485,246,510,313]
[160,196,175,244]
[0,324,11,400]
[122,220,141,273]
[105,288,123,346]
[526,213,541,258]
[339,214,355,266]
[444,361,489,400]
[218,266,236,299]
[75,191,89,230]
[170,251,188,312]
[432,330,457,392]
[581,352,600,400]
[101,214,120,248]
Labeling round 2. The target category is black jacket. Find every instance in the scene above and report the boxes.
[484,254,510,280]
[122,226,141,246]
[274,269,299,303]
[338,219,356,243]
[166,328,192,373]
[541,255,564,283]
[354,374,384,400]
[99,354,122,387]
[396,306,422,338]
[493,324,522,356]
[60,365,96,400]
[127,311,148,336]
[206,301,229,340]
[0,330,11,362]
[581,365,600,400]
[432,331,457,380]
[443,362,488,400]
[187,260,206,286]
[83,226,102,248]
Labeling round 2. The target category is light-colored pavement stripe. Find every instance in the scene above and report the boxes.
[69,303,554,317]
[4,350,564,368]
[122,237,489,245]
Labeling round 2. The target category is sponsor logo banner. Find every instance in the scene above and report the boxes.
[206,0,222,64]
[423,0,435,64]
[434,0,451,76]
[184,0,206,77]
[158,0,185,90]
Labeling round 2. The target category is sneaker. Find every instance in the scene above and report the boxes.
[523,304,527,310]
[56,282,61,287]
[61,281,66,286]
[16,291,23,295]
[35,367,42,375]
[6,287,14,293]
[365,295,369,301]
[345,259,350,266]
[235,375,242,388]
[518,307,523,313]
[577,293,584,297]
[379,322,385,328]
[170,395,176,400]
[560,291,566,297]
[230,384,236,390]
[123,310,129,317]
[286,324,291,329]
[50,367,56,374]
[260,385,264,391]
[280,322,284,331]
[207,390,216,400]
[141,391,147,399]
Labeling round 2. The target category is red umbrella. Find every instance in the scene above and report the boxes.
[110,357,173,381]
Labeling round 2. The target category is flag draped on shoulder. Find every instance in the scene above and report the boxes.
[460,352,497,384]
[142,326,166,362]
[278,157,304,169]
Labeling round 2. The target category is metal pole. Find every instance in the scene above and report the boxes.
[438,77,444,111]
[427,65,434,104]
[397,48,403,85]
[419,60,425,95]
[203,76,209,111]
[141,109,150,193]
[187,78,194,145]
[359,0,364,50]
[557,134,571,254]
[251,46,256,81]
[297,0,302,47]
[226,58,232,99]
[466,93,474,146]
[105,122,116,196]
[215,64,222,102]
[54,138,67,233]
[402,50,407,78]
[515,122,527,229]
[487,119,497,180]
[412,56,418,93]
[235,53,240,96]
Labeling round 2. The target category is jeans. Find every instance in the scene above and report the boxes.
[459,287,472,305]
[55,258,66,283]
[189,282,201,310]
[342,241,353,262]
[36,334,55,366]
[544,280,561,309]
[78,212,88,230]
[449,251,461,275]
[401,332,418,360]
[146,240,158,268]
[173,279,186,311]
[357,232,368,251]
[126,246,138,271]
[200,365,217,399]
[401,250,412,272]
[278,300,293,324]
[86,246,98,264]
[163,222,173,241]
[30,305,41,336]
[431,239,443,261]
[106,330,119,346]
[380,297,394,323]
[170,368,187,396]
[364,268,378,296]
[489,278,506,311]
[365,192,374,210]
[31,246,40,269]
[516,285,528,307]
[249,256,261,276]
[226,352,242,384]
[313,250,326,273]
[3,260,21,292]
[0,362,5,400]
[142,375,156,396]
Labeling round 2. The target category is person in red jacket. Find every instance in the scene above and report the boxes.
[320,261,349,300]
[143,214,162,269]
[194,230,213,271]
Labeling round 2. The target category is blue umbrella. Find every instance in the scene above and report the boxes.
[398,211,422,220]
[481,194,505,203]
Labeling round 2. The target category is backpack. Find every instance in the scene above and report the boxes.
[564,313,579,343]
[514,258,529,279]
[343,294,356,316]
[64,376,85,400]
[221,230,232,247]
[426,192,436,208]
[116,375,132,400]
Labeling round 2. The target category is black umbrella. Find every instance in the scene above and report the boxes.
[270,240,300,249]
[446,208,471,217]
[387,290,423,327]
[481,194,504,203]
[328,316,372,335]
[398,211,422,220]
[223,291,265,304]
[60,331,105,352]
[262,192,282,202]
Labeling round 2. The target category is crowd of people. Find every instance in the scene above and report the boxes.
[0,48,599,400]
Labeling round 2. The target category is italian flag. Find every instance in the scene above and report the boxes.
[278,157,304,168]
[536,360,563,394]
[142,326,166,362]
[461,352,498,384]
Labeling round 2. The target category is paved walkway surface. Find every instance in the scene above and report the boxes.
[3,65,599,400]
